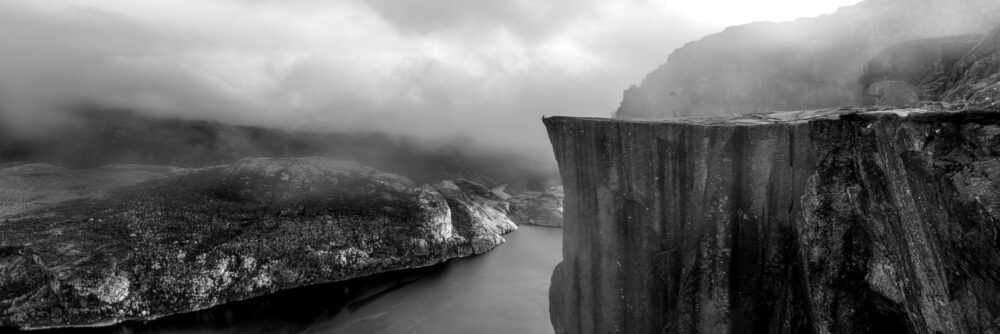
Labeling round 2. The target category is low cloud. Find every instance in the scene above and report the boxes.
[0,0,854,157]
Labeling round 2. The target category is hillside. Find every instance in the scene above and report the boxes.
[615,0,1000,119]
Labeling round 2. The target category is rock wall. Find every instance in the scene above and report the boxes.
[545,109,1000,333]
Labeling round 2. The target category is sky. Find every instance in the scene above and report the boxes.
[0,0,862,154]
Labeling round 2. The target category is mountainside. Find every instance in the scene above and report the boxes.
[546,108,1000,333]
[858,34,983,106]
[858,24,1000,110]
[0,158,518,329]
[615,0,1000,119]
[943,24,1000,109]
[0,109,557,189]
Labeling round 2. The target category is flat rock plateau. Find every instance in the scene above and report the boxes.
[546,108,1000,333]
[0,157,519,330]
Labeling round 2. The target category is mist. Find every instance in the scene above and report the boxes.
[0,0,862,160]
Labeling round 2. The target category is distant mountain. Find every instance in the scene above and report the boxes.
[615,0,1000,119]
[858,34,983,106]
[858,23,1000,110]
[943,23,1000,109]
[0,109,557,188]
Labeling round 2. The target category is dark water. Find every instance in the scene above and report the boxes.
[21,225,562,334]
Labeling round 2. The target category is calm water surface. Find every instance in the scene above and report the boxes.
[314,225,562,334]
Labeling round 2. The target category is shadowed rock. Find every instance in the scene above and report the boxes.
[0,157,516,329]
[545,108,1000,333]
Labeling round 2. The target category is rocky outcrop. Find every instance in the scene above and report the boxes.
[0,157,516,329]
[858,24,1000,111]
[507,186,564,227]
[943,25,1000,110]
[859,34,984,106]
[545,108,1000,333]
[615,0,1000,119]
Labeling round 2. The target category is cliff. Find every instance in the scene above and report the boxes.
[545,108,1000,333]
[615,0,1000,119]
[0,158,517,329]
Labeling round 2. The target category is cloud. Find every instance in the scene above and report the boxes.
[0,0,856,158]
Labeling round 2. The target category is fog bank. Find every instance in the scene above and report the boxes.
[0,0,860,157]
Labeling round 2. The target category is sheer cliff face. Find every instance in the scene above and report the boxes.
[614,0,1000,120]
[545,109,1000,333]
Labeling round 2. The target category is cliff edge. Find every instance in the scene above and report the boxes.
[545,108,1000,333]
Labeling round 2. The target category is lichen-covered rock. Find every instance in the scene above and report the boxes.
[508,187,564,227]
[545,108,1000,333]
[0,157,514,329]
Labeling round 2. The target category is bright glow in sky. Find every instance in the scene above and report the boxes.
[672,0,863,25]
[0,0,863,154]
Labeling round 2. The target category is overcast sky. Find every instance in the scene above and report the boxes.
[0,0,861,153]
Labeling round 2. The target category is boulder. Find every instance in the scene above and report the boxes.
[864,80,922,107]
[0,157,515,329]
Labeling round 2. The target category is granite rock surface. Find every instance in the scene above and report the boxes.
[546,108,1000,333]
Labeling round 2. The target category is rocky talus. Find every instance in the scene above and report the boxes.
[545,108,1000,333]
[0,157,517,329]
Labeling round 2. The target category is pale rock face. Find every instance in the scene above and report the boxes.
[545,108,1000,333]
[0,157,514,329]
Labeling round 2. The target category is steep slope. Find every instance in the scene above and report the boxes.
[858,34,983,106]
[0,158,517,329]
[944,24,1000,110]
[545,108,1000,333]
[615,0,1000,119]
[857,24,1000,110]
